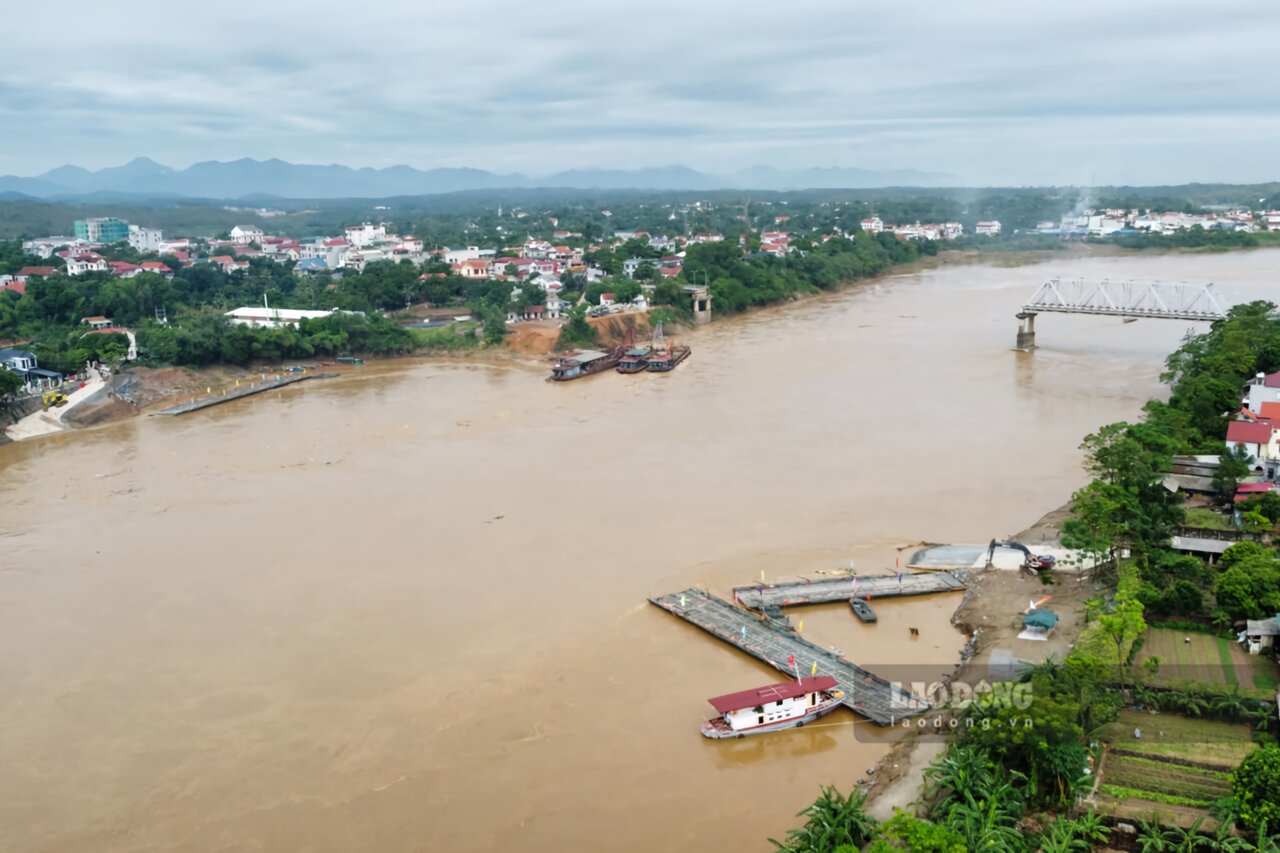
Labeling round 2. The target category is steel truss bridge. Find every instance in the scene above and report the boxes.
[1021,277,1228,321]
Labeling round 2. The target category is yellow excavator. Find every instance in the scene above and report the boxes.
[41,390,68,411]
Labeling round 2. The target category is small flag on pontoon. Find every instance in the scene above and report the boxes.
[810,661,818,676]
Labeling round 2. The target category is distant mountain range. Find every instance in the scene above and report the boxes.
[0,157,954,200]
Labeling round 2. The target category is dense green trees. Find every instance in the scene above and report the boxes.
[137,311,413,366]
[1233,746,1280,832]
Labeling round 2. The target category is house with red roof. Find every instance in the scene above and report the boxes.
[17,266,59,280]
[140,261,173,276]
[1226,418,1280,476]
[108,261,141,277]
[458,259,490,279]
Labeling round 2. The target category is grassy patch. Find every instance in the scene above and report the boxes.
[1183,507,1234,531]
[1252,657,1278,692]
[1216,637,1239,689]
[409,323,479,351]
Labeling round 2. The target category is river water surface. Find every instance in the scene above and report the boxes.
[2,250,1276,852]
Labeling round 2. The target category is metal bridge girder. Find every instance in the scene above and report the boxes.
[1020,277,1228,321]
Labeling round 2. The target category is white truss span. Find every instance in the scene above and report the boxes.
[1021,278,1228,320]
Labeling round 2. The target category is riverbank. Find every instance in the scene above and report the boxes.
[0,239,1197,445]
[864,501,1090,819]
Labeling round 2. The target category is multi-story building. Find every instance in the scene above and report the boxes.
[73,217,130,243]
[128,225,164,253]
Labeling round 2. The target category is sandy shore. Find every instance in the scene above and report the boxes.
[3,372,106,441]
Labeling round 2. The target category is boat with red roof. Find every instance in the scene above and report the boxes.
[700,676,843,738]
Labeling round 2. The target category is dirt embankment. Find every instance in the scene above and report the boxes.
[58,365,254,429]
[505,313,657,358]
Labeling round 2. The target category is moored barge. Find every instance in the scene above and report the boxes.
[616,347,652,373]
[700,675,843,738]
[550,347,622,381]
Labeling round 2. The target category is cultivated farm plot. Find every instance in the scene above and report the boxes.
[1134,628,1274,694]
[1102,753,1231,805]
[1096,710,1254,829]
[1100,710,1257,768]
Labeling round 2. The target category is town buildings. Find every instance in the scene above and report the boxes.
[74,217,129,243]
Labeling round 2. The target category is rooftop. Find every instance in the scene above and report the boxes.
[1227,419,1274,445]
[707,676,838,713]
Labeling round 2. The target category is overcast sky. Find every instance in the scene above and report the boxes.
[5,1,1280,185]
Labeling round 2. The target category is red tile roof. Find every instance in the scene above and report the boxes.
[1263,371,1280,388]
[1227,420,1275,445]
[140,262,172,272]
[18,266,58,278]
[1,281,26,296]
[707,676,837,713]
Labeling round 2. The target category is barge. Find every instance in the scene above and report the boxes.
[616,347,652,373]
[550,347,622,381]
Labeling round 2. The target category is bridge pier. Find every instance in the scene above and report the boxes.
[1015,312,1036,350]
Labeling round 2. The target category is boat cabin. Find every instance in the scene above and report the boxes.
[707,676,837,732]
[552,350,608,380]
[617,347,651,372]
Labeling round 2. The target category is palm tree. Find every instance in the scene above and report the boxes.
[1181,692,1208,717]
[942,789,1023,852]
[1026,653,1063,684]
[1165,815,1208,852]
[1037,816,1089,853]
[770,786,877,852]
[1212,690,1247,722]
[1072,811,1110,847]
[1139,815,1178,853]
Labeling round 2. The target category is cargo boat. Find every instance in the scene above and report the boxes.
[700,676,843,738]
[616,347,652,373]
[550,347,622,381]
[647,343,690,372]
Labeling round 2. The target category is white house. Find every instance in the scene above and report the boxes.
[1244,371,1280,413]
[345,223,387,248]
[860,216,884,234]
[128,225,164,253]
[975,221,1002,236]
[230,225,265,245]
[443,246,484,265]
[64,252,108,275]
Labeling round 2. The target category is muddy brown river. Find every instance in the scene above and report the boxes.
[2,250,1276,852]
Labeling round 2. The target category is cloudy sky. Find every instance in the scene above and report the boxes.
[5,1,1280,185]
